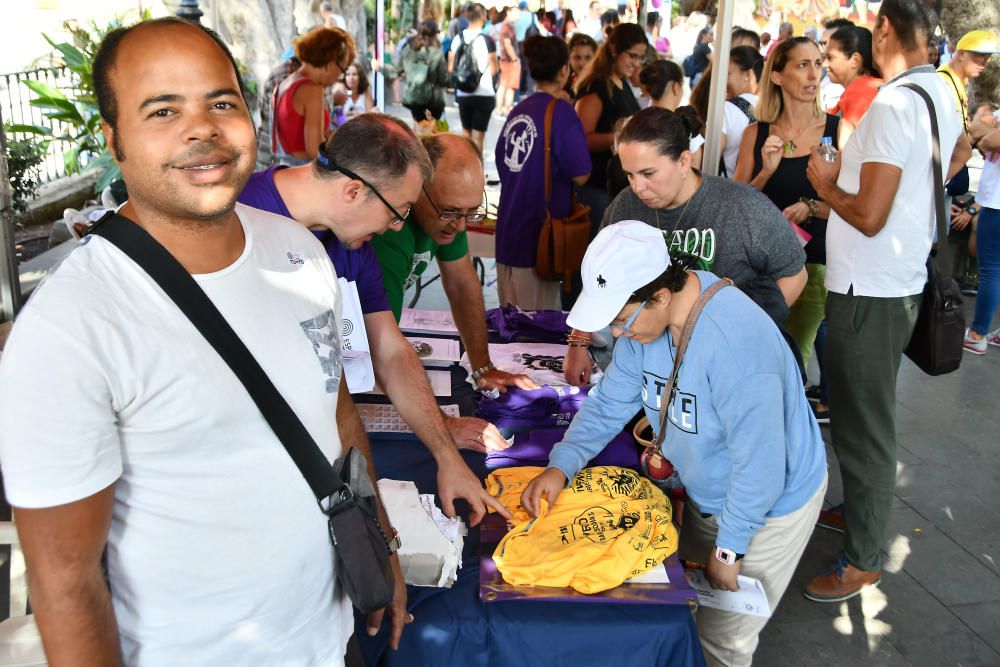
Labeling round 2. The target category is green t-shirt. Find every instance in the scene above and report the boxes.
[370,214,469,320]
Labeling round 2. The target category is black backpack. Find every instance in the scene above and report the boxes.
[451,32,484,93]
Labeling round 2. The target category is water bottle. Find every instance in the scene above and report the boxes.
[819,136,838,163]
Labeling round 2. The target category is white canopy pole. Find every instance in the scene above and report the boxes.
[376,0,386,111]
[701,0,734,177]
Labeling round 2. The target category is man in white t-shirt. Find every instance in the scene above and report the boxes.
[448,3,498,154]
[804,0,971,604]
[0,18,407,665]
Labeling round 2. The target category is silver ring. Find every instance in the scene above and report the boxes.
[475,432,483,443]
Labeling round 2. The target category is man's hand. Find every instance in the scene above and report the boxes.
[782,201,811,224]
[807,146,842,199]
[436,452,512,527]
[950,203,972,231]
[563,345,593,386]
[476,368,539,394]
[521,468,567,517]
[705,551,741,592]
[365,555,412,650]
[444,415,509,452]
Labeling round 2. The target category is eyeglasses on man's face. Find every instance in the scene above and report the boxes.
[610,301,647,336]
[421,186,488,224]
[316,147,410,226]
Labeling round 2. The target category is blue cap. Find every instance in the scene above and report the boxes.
[518,1,529,8]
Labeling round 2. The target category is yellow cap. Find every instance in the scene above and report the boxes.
[956,30,1000,54]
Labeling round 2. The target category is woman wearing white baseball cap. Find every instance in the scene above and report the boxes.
[521,220,828,667]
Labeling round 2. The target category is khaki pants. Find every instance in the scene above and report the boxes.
[496,263,562,311]
[679,474,827,667]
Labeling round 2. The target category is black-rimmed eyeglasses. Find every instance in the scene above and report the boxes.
[316,147,410,226]
[421,185,488,224]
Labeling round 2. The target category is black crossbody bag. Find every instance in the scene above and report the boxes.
[899,83,965,376]
[87,212,396,613]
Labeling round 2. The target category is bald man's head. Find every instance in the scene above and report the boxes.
[421,133,484,170]
[93,17,248,158]
[414,133,486,245]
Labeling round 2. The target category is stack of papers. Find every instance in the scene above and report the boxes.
[684,570,772,617]
[406,336,461,368]
[400,309,459,335]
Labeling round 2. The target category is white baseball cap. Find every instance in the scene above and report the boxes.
[567,220,671,333]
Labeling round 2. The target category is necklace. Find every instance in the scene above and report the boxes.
[775,120,816,156]
[654,180,696,243]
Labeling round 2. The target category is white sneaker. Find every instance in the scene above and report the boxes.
[963,328,987,355]
[987,328,1000,348]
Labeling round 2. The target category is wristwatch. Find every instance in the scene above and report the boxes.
[967,204,980,217]
[714,546,744,565]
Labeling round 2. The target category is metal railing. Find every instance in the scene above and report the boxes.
[1,66,85,183]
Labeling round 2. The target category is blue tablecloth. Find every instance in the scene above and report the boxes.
[355,439,706,667]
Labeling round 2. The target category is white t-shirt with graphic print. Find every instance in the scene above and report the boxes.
[0,203,351,666]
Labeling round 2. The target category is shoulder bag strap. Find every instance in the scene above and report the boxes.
[900,82,951,278]
[652,277,734,451]
[87,212,343,503]
[543,96,558,218]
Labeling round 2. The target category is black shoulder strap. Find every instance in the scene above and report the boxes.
[900,82,951,278]
[824,114,841,150]
[86,212,342,502]
[727,96,756,122]
[751,122,769,179]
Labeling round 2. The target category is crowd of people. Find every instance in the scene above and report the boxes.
[0,1,998,666]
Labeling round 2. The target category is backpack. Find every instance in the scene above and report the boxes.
[451,32,484,93]
[682,54,697,78]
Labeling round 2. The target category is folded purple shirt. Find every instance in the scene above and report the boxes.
[478,385,591,437]
[485,427,640,471]
[486,305,570,343]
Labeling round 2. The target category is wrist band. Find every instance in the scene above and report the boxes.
[471,362,496,383]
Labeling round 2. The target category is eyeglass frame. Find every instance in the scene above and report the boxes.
[315,146,410,226]
[610,300,647,336]
[421,185,489,224]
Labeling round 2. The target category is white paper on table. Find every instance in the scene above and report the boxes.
[400,308,459,335]
[406,336,461,367]
[360,370,452,398]
[419,494,468,543]
[338,278,375,393]
[460,342,604,387]
[625,562,671,584]
[684,570,772,617]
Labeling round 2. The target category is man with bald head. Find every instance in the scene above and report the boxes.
[370,133,534,393]
[0,17,388,665]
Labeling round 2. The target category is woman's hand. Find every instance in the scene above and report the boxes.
[563,345,593,386]
[782,201,811,224]
[521,468,567,517]
[760,134,785,175]
[950,203,973,231]
[705,550,741,592]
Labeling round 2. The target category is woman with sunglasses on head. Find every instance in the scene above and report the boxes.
[562,106,807,386]
[573,23,648,236]
[734,37,846,423]
[495,36,592,310]
[273,26,355,163]
[525,220,827,667]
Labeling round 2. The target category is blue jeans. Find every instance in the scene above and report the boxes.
[971,207,1000,334]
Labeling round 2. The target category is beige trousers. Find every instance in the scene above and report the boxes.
[678,474,828,667]
[495,263,562,311]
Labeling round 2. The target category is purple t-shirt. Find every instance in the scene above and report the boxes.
[237,166,391,314]
[494,93,592,267]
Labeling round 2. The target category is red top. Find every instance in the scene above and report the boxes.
[828,75,882,128]
[274,77,330,156]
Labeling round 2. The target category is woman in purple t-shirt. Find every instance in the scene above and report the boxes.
[495,36,593,311]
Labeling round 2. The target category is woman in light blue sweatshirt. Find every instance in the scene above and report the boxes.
[521,220,828,667]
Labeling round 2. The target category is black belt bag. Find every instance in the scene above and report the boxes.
[88,212,395,613]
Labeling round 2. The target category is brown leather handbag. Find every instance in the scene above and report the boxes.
[534,97,592,293]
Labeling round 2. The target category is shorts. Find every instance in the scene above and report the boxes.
[499,60,521,89]
[457,95,495,132]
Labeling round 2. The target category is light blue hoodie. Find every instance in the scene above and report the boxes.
[549,272,827,554]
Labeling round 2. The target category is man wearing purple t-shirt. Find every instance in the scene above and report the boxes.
[238,114,512,521]
[495,35,592,310]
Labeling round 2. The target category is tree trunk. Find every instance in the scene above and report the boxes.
[940,0,1000,107]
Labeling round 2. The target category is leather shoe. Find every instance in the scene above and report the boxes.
[804,554,881,602]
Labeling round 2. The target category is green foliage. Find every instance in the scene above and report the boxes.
[3,135,47,213]
[9,11,151,193]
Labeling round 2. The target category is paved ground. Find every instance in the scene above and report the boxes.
[389,99,1000,667]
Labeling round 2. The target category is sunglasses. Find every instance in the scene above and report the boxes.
[316,147,410,226]
[421,185,488,224]
[610,300,647,336]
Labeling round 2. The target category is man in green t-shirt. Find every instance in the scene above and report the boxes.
[371,134,535,393]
